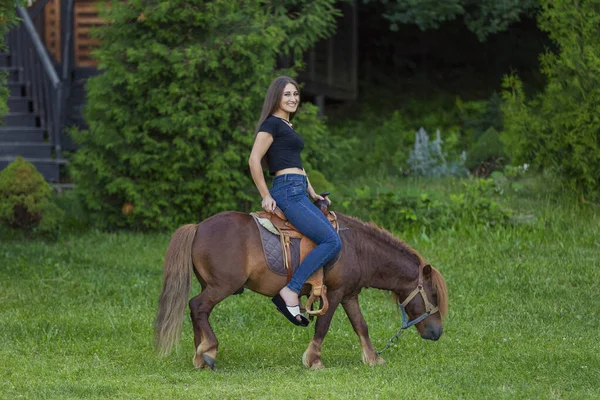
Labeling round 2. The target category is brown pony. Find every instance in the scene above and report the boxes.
[154,211,448,369]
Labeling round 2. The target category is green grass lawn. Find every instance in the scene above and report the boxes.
[1,182,599,399]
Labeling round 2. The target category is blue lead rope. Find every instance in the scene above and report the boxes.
[376,304,432,355]
[399,303,430,329]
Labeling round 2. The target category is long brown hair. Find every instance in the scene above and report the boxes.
[254,76,301,170]
[255,76,300,133]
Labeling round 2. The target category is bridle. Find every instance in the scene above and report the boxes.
[376,263,440,355]
[398,263,439,329]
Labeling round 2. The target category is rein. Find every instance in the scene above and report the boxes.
[377,263,439,355]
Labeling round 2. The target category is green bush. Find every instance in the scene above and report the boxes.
[70,0,339,230]
[337,177,511,235]
[53,189,90,233]
[502,0,600,201]
[0,157,64,237]
[465,127,507,175]
[456,92,503,143]
[328,103,464,179]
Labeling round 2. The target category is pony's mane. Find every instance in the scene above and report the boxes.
[431,266,449,319]
[339,213,448,319]
[338,213,423,265]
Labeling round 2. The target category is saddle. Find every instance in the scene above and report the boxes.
[251,196,339,317]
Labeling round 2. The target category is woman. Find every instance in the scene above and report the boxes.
[248,76,342,327]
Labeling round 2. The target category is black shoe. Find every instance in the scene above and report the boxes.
[271,294,309,327]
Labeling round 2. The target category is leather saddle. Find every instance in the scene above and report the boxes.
[251,195,339,317]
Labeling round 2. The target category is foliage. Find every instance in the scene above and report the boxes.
[327,99,465,180]
[489,167,528,196]
[364,0,539,40]
[0,157,64,237]
[338,177,511,235]
[456,92,503,143]
[407,128,467,177]
[0,0,22,119]
[502,0,600,201]
[70,0,339,230]
[52,190,91,233]
[465,127,507,175]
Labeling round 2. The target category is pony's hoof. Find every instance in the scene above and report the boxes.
[364,354,386,366]
[193,353,217,370]
[309,360,325,370]
[302,349,324,370]
[202,354,217,370]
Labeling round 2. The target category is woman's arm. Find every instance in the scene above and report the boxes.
[306,175,320,200]
[305,173,330,204]
[249,132,276,212]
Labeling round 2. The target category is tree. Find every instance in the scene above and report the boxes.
[70,0,340,229]
[502,0,600,200]
[366,0,539,40]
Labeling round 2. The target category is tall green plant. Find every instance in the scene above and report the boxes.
[502,0,600,201]
[70,0,339,229]
[0,1,21,119]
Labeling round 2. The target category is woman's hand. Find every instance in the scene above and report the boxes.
[310,192,331,205]
[262,194,277,213]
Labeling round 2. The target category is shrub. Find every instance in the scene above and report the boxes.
[70,0,339,230]
[502,0,600,201]
[0,157,64,237]
[456,93,504,143]
[465,127,507,176]
[407,128,468,177]
[327,94,465,180]
[337,178,511,235]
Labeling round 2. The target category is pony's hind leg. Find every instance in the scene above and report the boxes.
[341,294,385,366]
[189,284,239,370]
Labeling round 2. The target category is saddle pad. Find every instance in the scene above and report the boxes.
[251,215,301,276]
[254,215,279,235]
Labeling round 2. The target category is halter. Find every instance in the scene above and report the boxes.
[398,263,439,329]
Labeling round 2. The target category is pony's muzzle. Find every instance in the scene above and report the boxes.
[420,324,443,341]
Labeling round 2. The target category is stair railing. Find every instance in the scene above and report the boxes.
[7,4,64,159]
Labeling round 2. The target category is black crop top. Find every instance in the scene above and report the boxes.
[258,115,304,175]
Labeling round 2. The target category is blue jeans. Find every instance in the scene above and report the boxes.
[269,174,342,294]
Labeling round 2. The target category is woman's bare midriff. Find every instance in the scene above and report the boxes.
[274,167,305,176]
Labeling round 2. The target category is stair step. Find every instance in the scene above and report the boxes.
[0,66,21,81]
[0,142,52,158]
[0,156,66,182]
[7,82,27,97]
[0,127,45,142]
[7,97,32,113]
[1,113,38,127]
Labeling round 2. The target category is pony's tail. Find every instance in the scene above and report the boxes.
[154,224,198,357]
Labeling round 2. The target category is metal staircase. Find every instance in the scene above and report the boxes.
[1,51,64,181]
[1,2,74,183]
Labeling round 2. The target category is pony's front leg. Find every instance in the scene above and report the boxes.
[341,294,385,366]
[302,290,343,370]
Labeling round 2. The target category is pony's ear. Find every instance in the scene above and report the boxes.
[423,264,432,279]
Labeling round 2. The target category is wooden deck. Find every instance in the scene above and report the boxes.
[37,0,357,100]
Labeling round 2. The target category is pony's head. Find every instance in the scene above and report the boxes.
[393,264,448,341]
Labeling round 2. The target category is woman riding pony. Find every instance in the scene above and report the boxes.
[248,76,342,326]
